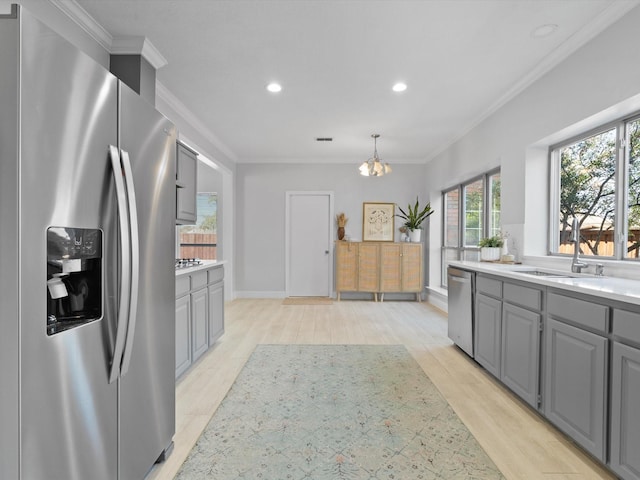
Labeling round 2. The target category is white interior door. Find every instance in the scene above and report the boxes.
[286,192,333,297]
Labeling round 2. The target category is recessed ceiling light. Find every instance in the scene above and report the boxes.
[266,82,282,93]
[531,24,558,38]
[392,82,407,92]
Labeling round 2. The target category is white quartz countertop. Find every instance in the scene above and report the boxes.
[175,260,225,277]
[449,260,640,306]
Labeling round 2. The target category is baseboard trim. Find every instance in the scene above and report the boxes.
[235,291,286,299]
[425,287,448,313]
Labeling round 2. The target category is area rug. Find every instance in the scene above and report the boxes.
[175,345,505,479]
[282,297,333,305]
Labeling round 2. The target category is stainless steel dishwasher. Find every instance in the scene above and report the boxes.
[447,267,474,357]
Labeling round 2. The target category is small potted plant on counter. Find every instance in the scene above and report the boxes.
[396,197,434,242]
[478,235,504,261]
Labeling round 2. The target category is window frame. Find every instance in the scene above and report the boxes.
[548,114,639,261]
[441,167,501,287]
[177,191,218,260]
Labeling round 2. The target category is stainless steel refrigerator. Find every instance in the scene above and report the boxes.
[0,6,177,480]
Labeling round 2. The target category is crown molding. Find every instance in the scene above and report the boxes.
[50,1,166,68]
[111,36,168,69]
[156,82,238,162]
[426,0,640,163]
[49,0,112,51]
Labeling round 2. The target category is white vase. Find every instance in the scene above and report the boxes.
[480,247,501,261]
[409,229,422,243]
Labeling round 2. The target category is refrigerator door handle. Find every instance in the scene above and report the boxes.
[119,149,140,377]
[108,145,132,384]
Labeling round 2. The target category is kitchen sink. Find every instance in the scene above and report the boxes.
[515,270,574,278]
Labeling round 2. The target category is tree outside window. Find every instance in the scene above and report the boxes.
[627,119,640,258]
[558,128,616,257]
[464,179,483,246]
[554,117,640,259]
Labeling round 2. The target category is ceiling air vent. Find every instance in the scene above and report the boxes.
[315,137,333,142]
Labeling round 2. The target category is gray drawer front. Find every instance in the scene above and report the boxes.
[503,282,542,311]
[613,309,640,346]
[191,270,208,290]
[208,266,224,284]
[548,292,609,334]
[176,275,191,297]
[477,275,502,298]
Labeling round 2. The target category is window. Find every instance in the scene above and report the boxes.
[488,172,501,238]
[178,192,217,260]
[550,115,640,260]
[463,179,483,247]
[441,169,501,286]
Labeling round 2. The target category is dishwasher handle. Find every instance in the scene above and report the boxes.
[449,275,470,284]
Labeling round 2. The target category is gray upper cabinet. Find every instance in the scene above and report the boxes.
[501,302,540,408]
[176,142,197,225]
[545,300,608,462]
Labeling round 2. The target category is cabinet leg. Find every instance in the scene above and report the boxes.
[380,293,384,302]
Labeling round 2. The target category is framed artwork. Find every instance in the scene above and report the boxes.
[362,202,395,241]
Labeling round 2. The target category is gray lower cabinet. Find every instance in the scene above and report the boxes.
[175,264,225,379]
[610,342,640,480]
[465,269,640,477]
[175,294,192,378]
[474,292,502,378]
[191,287,209,362]
[544,317,607,462]
[208,282,224,345]
[501,302,540,408]
[610,306,640,480]
[474,275,542,408]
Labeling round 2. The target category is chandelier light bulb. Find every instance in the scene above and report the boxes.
[359,134,391,177]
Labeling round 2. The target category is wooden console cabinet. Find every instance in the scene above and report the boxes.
[335,241,422,301]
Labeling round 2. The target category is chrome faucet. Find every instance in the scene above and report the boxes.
[570,217,588,273]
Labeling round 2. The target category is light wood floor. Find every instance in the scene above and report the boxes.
[145,299,614,480]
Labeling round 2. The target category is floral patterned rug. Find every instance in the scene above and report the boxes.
[175,345,505,479]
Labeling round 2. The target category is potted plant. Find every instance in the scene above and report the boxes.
[396,197,434,242]
[478,235,504,261]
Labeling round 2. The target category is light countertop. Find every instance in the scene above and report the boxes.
[449,260,640,306]
[175,260,225,277]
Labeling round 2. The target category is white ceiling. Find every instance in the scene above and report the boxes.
[72,0,639,164]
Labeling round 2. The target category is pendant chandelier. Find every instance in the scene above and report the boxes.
[359,134,392,177]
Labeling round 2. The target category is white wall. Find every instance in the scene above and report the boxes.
[235,162,428,296]
[426,5,640,286]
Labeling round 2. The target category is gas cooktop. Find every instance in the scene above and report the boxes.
[175,258,202,269]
